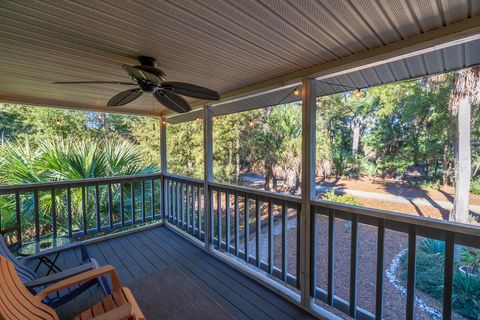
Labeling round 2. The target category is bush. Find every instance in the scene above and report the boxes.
[471,178,480,195]
[453,273,480,319]
[421,180,441,190]
[323,191,360,206]
[400,239,480,319]
[360,159,378,180]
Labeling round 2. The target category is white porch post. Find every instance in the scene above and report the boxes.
[203,106,214,250]
[160,116,167,225]
[300,78,316,307]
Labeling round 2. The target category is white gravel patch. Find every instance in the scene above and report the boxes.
[386,249,442,320]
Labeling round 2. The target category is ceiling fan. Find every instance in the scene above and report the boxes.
[53,56,220,113]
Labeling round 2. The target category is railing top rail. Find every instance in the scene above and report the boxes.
[163,173,204,186]
[311,199,480,238]
[208,181,302,204]
[0,172,162,194]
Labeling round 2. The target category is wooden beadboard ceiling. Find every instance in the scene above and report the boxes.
[0,0,479,117]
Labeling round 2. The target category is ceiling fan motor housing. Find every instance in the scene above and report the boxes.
[138,56,157,67]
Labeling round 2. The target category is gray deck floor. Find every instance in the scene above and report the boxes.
[32,226,314,320]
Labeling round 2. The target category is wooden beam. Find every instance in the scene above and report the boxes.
[160,116,167,173]
[189,16,480,110]
[300,78,317,307]
[0,95,164,118]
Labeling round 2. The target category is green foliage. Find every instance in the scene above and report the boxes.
[422,180,441,191]
[323,191,360,206]
[462,248,480,273]
[471,178,480,195]
[418,238,445,256]
[453,273,480,319]
[166,120,203,179]
[360,159,378,180]
[0,138,156,240]
[400,239,480,319]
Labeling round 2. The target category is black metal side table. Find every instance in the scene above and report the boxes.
[17,236,71,275]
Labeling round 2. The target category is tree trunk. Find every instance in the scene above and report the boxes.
[351,120,361,156]
[450,97,471,224]
[235,131,240,183]
[442,142,450,185]
[265,162,273,191]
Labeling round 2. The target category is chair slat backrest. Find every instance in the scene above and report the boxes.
[0,236,37,283]
[0,256,58,320]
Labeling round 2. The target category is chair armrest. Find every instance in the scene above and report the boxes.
[35,265,121,301]
[25,262,95,288]
[91,303,134,320]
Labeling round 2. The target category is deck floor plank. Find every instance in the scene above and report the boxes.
[150,227,298,320]
[134,231,251,320]
[52,226,314,320]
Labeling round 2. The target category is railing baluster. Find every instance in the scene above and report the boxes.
[217,189,222,249]
[281,201,287,282]
[95,184,101,233]
[225,191,231,253]
[268,198,273,274]
[34,189,40,241]
[210,186,214,243]
[81,186,87,235]
[375,219,385,320]
[197,186,202,237]
[131,181,136,225]
[443,232,454,320]
[234,192,240,257]
[108,183,113,230]
[120,182,125,226]
[15,191,21,245]
[186,184,191,232]
[180,183,185,228]
[66,187,72,238]
[51,188,57,238]
[256,196,261,268]
[327,208,335,306]
[245,195,250,263]
[151,179,155,219]
[310,206,317,297]
[175,181,180,225]
[406,225,417,318]
[141,180,146,223]
[296,203,301,288]
[192,186,196,234]
[171,180,174,221]
[349,214,358,317]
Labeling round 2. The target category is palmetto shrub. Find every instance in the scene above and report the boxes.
[0,138,158,241]
[400,238,480,319]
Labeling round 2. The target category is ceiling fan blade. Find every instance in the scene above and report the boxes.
[161,82,220,100]
[122,64,160,84]
[53,81,136,85]
[153,89,192,113]
[107,88,143,107]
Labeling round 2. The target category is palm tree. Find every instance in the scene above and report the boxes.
[0,138,157,240]
[449,66,480,224]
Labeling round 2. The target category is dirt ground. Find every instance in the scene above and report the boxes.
[318,176,480,221]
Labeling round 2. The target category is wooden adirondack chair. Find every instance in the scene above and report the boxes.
[0,256,145,320]
[0,236,109,308]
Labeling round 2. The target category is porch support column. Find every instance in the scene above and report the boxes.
[203,106,214,250]
[300,78,316,307]
[160,116,167,225]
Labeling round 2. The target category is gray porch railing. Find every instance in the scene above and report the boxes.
[310,200,480,320]
[0,173,163,247]
[2,172,480,319]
